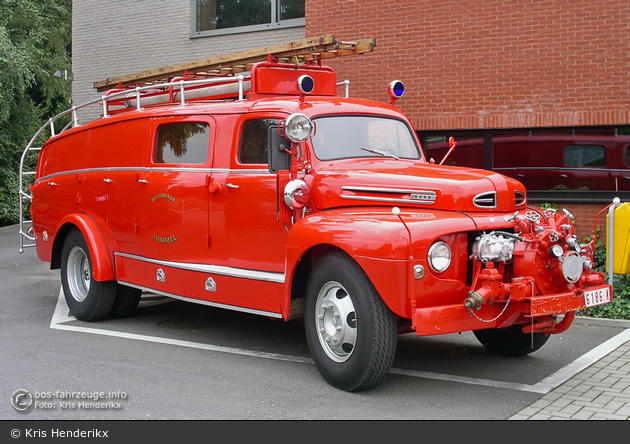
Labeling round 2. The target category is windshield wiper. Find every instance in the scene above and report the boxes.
[361,147,400,160]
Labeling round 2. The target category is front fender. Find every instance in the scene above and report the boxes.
[52,213,114,282]
[285,207,479,319]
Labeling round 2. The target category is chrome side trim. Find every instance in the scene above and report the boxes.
[342,186,437,197]
[341,195,436,205]
[35,167,272,183]
[341,186,437,205]
[114,252,285,283]
[118,281,283,319]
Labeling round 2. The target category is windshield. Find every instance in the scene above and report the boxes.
[311,115,422,161]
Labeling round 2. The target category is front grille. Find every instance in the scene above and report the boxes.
[473,191,497,209]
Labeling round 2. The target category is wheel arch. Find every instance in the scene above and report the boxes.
[283,213,413,320]
[284,243,347,320]
[51,213,114,282]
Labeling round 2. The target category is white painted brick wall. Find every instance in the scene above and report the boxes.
[72,0,305,122]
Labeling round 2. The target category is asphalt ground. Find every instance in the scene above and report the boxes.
[1,224,629,424]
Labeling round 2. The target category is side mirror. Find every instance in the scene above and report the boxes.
[268,126,291,173]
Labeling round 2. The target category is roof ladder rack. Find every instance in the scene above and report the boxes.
[93,34,376,92]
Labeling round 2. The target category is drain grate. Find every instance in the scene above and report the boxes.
[157,317,223,330]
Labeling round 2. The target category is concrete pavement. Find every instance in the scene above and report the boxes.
[510,317,630,420]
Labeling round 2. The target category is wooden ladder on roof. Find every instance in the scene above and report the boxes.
[93,35,376,92]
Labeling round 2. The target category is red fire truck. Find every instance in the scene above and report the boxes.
[19,36,616,391]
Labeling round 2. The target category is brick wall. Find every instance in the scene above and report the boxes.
[72,0,305,122]
[306,0,630,131]
[529,203,611,242]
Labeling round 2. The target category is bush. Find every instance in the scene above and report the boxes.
[577,230,630,320]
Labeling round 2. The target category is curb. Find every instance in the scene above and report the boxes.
[574,315,630,329]
[0,223,18,232]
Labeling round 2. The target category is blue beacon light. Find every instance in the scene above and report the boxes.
[388,80,405,106]
[298,75,315,94]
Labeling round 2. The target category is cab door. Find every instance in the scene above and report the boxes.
[139,116,216,263]
[224,116,288,274]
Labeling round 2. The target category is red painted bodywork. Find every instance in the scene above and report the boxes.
[30,62,612,335]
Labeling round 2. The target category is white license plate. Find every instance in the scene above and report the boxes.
[584,287,611,308]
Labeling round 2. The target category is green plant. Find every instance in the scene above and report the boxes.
[0,0,72,226]
[578,273,630,320]
[577,229,630,320]
[538,202,559,211]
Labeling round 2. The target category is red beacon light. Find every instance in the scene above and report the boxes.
[388,80,405,106]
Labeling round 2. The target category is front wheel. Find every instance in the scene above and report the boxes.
[473,325,550,356]
[60,229,116,322]
[304,253,397,392]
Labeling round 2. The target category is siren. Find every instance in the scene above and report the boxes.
[388,80,405,106]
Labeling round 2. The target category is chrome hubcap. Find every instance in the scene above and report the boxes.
[67,246,90,302]
[315,281,357,363]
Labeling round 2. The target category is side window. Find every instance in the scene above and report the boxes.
[564,145,606,167]
[239,119,280,164]
[155,122,209,164]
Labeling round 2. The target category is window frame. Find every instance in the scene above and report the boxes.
[150,117,215,167]
[236,116,284,167]
[563,144,607,168]
[191,0,305,38]
[310,114,423,162]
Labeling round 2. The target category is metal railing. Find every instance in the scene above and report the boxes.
[18,146,41,253]
[608,197,623,286]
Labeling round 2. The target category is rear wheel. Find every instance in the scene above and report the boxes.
[473,325,550,356]
[60,229,116,322]
[304,253,397,392]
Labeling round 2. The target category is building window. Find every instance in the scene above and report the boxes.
[194,0,305,37]
[564,145,606,167]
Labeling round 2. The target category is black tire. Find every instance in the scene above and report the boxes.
[60,228,116,322]
[109,284,142,318]
[304,252,397,392]
[473,325,550,357]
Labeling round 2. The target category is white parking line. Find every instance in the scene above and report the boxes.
[50,288,312,364]
[50,288,630,394]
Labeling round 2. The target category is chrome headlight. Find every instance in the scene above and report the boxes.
[428,241,452,273]
[284,113,314,143]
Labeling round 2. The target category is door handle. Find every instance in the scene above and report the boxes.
[560,174,568,178]
[103,178,113,183]
[138,179,148,184]
[226,183,239,189]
